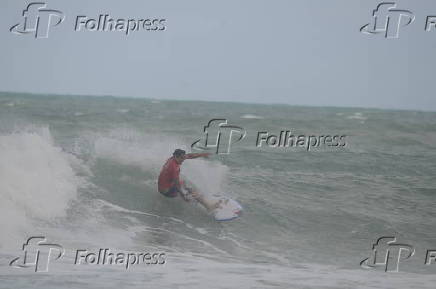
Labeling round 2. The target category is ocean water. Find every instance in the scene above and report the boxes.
[0,92,435,288]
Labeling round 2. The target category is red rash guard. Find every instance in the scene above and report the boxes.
[158,157,180,192]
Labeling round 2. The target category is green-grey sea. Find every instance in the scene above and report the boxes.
[0,92,435,288]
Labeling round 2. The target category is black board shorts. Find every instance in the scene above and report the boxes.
[160,186,179,198]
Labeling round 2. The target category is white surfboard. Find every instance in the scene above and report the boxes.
[181,179,242,221]
[207,195,243,221]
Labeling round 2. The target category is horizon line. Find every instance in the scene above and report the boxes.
[0,90,435,113]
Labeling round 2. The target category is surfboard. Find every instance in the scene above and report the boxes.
[206,195,243,221]
[181,179,242,221]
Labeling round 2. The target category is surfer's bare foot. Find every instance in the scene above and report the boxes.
[202,199,222,212]
[190,191,200,199]
[213,199,224,210]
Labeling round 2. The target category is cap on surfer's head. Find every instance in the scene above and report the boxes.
[173,149,186,158]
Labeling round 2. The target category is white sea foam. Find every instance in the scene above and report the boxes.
[240,114,264,119]
[0,127,78,249]
[115,108,130,113]
[346,112,368,121]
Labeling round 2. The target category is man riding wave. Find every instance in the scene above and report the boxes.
[158,149,221,211]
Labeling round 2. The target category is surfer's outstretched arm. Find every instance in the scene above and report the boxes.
[184,153,210,159]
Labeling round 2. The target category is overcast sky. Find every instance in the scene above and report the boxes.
[1,0,436,111]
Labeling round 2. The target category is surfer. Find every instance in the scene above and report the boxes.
[158,149,221,211]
